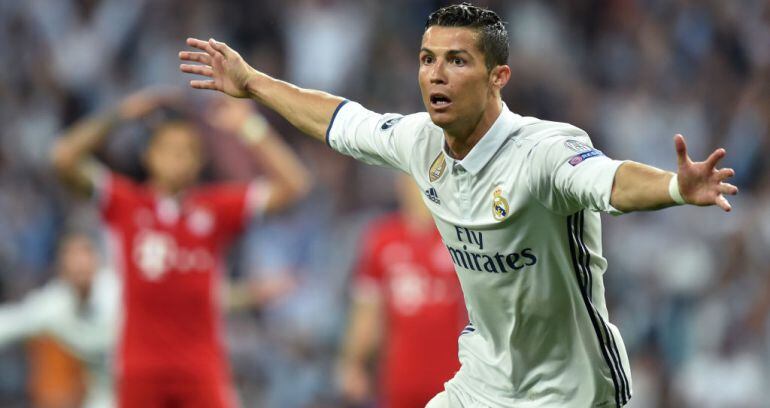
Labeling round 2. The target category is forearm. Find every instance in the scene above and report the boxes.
[610,161,677,212]
[245,71,345,142]
[340,299,381,367]
[52,112,115,167]
[244,127,312,212]
[50,111,117,195]
[0,303,43,347]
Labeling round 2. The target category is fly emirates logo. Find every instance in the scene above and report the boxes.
[446,226,537,274]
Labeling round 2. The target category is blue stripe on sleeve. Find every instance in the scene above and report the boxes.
[325,99,350,147]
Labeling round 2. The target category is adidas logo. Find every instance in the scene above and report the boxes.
[424,187,441,204]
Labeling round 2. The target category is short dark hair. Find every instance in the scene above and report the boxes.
[425,3,509,70]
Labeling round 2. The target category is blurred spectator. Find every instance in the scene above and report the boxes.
[283,0,373,93]
[0,231,118,408]
[25,0,147,109]
[338,174,465,408]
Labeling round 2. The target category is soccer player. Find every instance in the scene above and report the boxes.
[51,88,310,407]
[0,231,118,408]
[338,175,465,408]
[179,3,738,407]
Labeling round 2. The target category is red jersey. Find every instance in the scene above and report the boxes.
[354,214,465,408]
[100,173,261,382]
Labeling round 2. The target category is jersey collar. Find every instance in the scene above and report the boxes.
[441,103,520,176]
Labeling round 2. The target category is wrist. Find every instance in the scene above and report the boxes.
[668,173,686,205]
[98,108,123,130]
[244,68,267,100]
[239,114,269,145]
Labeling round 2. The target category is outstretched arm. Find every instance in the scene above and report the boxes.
[179,38,344,142]
[610,134,738,213]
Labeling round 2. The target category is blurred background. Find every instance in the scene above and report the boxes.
[0,0,769,407]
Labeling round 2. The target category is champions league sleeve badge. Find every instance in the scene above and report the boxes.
[492,186,510,221]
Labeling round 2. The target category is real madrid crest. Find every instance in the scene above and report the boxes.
[492,186,510,221]
[429,152,446,182]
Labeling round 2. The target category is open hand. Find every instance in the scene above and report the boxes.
[179,38,255,98]
[675,134,738,211]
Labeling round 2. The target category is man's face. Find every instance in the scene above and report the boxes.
[58,235,99,292]
[418,26,493,131]
[145,124,203,192]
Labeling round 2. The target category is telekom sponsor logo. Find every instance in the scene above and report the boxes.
[132,230,214,281]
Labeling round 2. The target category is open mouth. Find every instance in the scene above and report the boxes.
[430,93,452,109]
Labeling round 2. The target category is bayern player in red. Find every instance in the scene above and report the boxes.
[51,88,310,408]
[339,175,466,408]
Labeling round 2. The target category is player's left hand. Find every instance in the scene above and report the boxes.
[674,134,738,212]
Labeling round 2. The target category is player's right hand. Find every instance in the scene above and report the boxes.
[179,38,255,98]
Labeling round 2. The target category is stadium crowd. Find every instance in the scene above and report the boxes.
[0,0,768,407]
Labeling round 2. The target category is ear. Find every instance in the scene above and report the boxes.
[489,65,511,90]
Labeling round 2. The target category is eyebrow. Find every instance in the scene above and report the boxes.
[420,47,472,56]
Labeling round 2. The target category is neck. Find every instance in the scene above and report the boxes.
[444,98,503,160]
[149,179,183,196]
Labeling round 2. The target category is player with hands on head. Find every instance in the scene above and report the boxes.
[180,3,736,407]
[51,86,311,408]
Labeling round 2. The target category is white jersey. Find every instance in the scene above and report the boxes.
[328,101,632,407]
[0,269,119,408]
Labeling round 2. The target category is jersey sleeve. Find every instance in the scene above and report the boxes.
[202,179,271,240]
[527,135,625,215]
[0,284,62,347]
[326,100,417,174]
[351,222,385,302]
